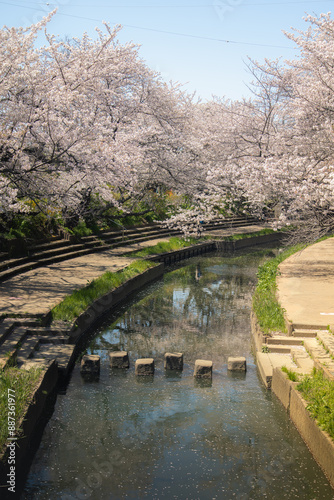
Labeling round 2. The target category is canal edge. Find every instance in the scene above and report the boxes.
[251,309,334,489]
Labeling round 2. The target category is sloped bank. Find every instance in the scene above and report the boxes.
[251,311,334,489]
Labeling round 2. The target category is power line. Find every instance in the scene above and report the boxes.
[2,0,334,6]
[0,1,297,49]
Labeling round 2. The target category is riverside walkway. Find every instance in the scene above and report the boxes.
[1,227,333,381]
[257,237,334,389]
[0,224,264,317]
[277,237,334,328]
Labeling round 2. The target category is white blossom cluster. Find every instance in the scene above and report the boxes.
[1,12,334,239]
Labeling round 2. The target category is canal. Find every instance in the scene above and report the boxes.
[22,248,334,499]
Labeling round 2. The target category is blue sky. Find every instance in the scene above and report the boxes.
[1,1,334,101]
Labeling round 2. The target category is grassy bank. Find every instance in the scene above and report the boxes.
[126,236,202,258]
[224,228,276,241]
[0,367,42,453]
[297,369,334,440]
[51,260,156,322]
[252,243,306,334]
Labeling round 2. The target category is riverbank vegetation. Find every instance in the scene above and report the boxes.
[297,369,334,440]
[252,244,307,334]
[0,367,42,452]
[51,260,156,323]
[127,236,201,258]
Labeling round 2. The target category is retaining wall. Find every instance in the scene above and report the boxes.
[271,367,334,489]
[252,310,334,490]
[0,361,58,499]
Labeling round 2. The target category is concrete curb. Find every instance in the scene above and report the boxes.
[253,310,334,490]
[272,367,334,489]
[0,360,58,499]
[68,263,164,349]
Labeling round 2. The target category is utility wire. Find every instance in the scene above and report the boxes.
[4,0,334,6]
[0,1,297,49]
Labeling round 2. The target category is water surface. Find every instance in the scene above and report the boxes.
[23,250,334,499]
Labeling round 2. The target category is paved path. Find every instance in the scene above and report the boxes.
[277,238,334,327]
[0,239,169,316]
[0,225,266,317]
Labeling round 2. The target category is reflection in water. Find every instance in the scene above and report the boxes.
[23,250,334,499]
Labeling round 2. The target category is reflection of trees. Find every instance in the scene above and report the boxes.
[90,253,268,362]
[27,250,333,500]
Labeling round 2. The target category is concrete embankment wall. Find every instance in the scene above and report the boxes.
[272,367,334,489]
[251,311,334,489]
[69,263,165,351]
[0,361,58,499]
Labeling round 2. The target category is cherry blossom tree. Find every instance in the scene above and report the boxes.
[0,11,194,229]
[2,10,334,242]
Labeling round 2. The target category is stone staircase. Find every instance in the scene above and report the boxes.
[0,216,261,283]
[0,216,263,376]
[0,235,106,282]
[257,325,334,388]
[0,316,74,377]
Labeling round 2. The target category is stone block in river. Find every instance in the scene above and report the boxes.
[194,359,212,378]
[164,352,183,371]
[80,354,100,375]
[109,351,129,369]
[228,356,247,372]
[135,358,154,376]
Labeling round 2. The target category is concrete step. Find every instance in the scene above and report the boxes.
[38,336,69,345]
[28,246,101,267]
[0,255,31,273]
[29,242,86,260]
[0,318,17,345]
[291,348,314,374]
[303,338,334,379]
[0,317,42,345]
[101,228,178,245]
[16,336,40,366]
[317,331,334,358]
[31,344,75,374]
[27,237,70,253]
[256,352,297,389]
[267,345,293,354]
[26,327,69,337]
[266,336,305,346]
[0,327,28,369]
[292,329,319,338]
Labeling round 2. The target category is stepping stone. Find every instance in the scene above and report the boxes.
[194,359,212,378]
[164,352,183,371]
[228,356,247,372]
[80,354,100,375]
[135,358,154,376]
[109,351,129,369]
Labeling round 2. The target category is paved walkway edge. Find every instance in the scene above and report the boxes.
[251,310,334,489]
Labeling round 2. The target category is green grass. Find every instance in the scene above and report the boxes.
[252,243,307,334]
[224,228,276,241]
[281,365,299,382]
[0,367,42,452]
[127,236,202,258]
[297,369,334,439]
[51,260,156,322]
